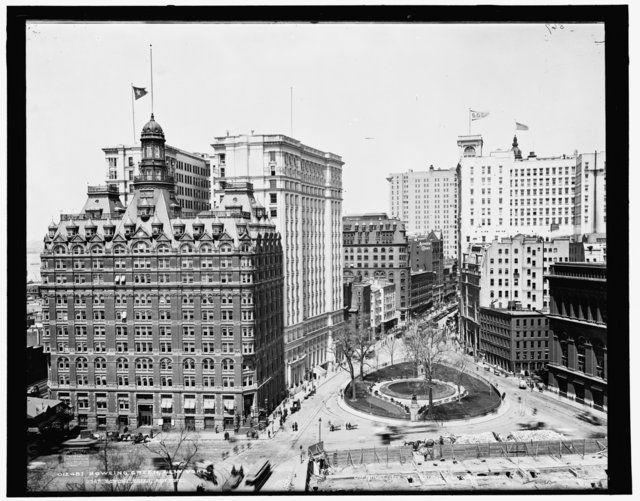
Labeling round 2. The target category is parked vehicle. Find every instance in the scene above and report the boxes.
[194,461,217,484]
[518,379,528,389]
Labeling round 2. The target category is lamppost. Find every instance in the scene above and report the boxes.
[318,417,322,443]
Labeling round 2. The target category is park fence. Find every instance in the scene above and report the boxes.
[323,438,607,468]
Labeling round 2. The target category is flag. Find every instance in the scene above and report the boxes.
[515,122,529,131]
[133,86,148,100]
[470,110,489,121]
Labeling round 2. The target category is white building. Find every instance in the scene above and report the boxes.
[387,166,458,259]
[472,234,584,311]
[369,280,397,333]
[103,143,211,214]
[574,151,606,237]
[457,134,581,256]
[210,134,344,387]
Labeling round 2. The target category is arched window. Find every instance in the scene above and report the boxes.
[116,358,128,371]
[180,244,194,253]
[222,358,234,371]
[57,357,70,370]
[157,244,171,254]
[75,357,88,371]
[132,242,149,254]
[240,244,251,253]
[113,245,127,255]
[72,245,84,255]
[94,357,107,370]
[183,358,195,372]
[199,244,213,254]
[135,358,153,371]
[54,245,67,254]
[202,358,215,372]
[160,358,172,371]
[219,244,232,254]
[91,245,104,254]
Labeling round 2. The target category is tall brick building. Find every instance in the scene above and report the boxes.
[41,115,285,431]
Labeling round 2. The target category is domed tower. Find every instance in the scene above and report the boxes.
[137,114,167,181]
[511,135,522,159]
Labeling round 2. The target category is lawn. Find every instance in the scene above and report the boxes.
[344,362,502,422]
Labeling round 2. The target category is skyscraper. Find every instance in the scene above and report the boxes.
[387,166,458,259]
[211,134,344,387]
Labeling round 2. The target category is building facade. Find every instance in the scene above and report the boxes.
[103,144,211,213]
[343,279,372,334]
[370,280,398,333]
[573,152,606,237]
[459,243,487,355]
[456,134,600,256]
[475,234,584,311]
[546,263,607,410]
[42,116,285,431]
[387,166,458,259]
[210,134,344,387]
[409,270,435,317]
[343,214,410,322]
[479,307,550,374]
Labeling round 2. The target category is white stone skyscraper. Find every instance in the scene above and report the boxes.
[211,134,344,387]
[387,166,458,260]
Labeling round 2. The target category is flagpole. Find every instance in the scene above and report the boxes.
[290,86,293,137]
[150,44,154,116]
[131,83,136,144]
[468,109,471,135]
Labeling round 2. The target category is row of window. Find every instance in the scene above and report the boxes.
[57,357,246,372]
[51,341,254,354]
[48,242,253,255]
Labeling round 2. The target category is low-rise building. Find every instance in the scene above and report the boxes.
[370,280,398,334]
[409,270,435,317]
[479,305,550,374]
[343,279,372,334]
[546,262,607,410]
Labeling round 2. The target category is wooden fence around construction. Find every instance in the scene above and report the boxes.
[323,438,608,468]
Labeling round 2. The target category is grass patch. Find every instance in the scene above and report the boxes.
[343,380,409,420]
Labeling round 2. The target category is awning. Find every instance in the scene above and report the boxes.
[223,397,235,411]
[203,398,215,410]
[183,398,196,410]
[313,366,327,377]
[161,398,173,408]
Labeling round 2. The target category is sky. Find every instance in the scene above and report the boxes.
[26,22,605,244]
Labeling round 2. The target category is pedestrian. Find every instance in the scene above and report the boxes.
[268,430,271,439]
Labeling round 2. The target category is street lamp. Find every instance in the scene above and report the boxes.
[318,417,322,443]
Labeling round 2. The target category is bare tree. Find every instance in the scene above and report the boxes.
[143,428,200,492]
[452,351,469,402]
[382,333,398,366]
[26,467,57,492]
[353,324,376,380]
[96,439,146,492]
[331,327,359,400]
[404,321,450,412]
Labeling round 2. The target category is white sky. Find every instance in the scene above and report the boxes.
[26,22,605,243]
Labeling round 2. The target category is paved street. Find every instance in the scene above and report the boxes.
[29,306,606,492]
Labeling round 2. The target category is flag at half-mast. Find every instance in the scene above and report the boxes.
[515,121,529,131]
[470,110,490,121]
[133,86,148,100]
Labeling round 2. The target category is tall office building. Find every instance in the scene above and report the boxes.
[343,214,410,321]
[387,166,458,259]
[210,134,344,387]
[42,115,285,431]
[103,144,211,213]
[456,134,588,256]
[573,151,606,237]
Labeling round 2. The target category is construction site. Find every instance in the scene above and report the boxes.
[308,437,608,492]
